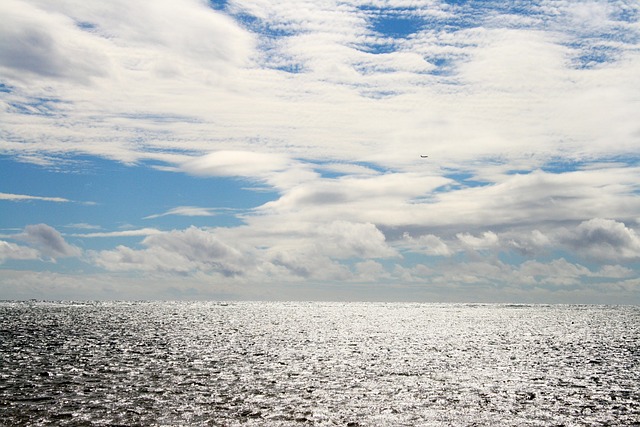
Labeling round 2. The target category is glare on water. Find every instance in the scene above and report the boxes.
[1,301,638,426]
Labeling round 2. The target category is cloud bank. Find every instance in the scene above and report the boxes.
[1,0,639,302]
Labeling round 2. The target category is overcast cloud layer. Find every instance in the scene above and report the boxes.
[1,0,639,302]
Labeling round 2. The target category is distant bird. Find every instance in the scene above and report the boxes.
[420,155,429,158]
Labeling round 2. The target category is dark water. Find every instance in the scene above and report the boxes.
[1,301,639,426]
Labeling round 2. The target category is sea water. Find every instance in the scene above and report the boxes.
[1,301,638,426]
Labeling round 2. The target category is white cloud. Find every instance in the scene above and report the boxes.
[594,264,634,279]
[17,224,81,259]
[72,228,163,238]
[390,254,630,293]
[0,192,95,206]
[182,150,318,191]
[518,258,591,285]
[354,260,389,282]
[65,223,101,230]
[504,230,551,256]
[0,240,40,263]
[312,220,397,259]
[564,1,617,33]
[1,0,637,169]
[91,226,248,276]
[1,1,639,302]
[457,231,499,250]
[1,0,254,82]
[144,206,219,219]
[90,221,396,281]
[457,28,569,93]
[401,233,452,256]
[561,218,640,261]
[186,150,317,192]
[415,168,640,229]
[266,250,352,281]
[254,172,451,227]
[0,192,71,203]
[0,268,290,300]
[0,0,111,83]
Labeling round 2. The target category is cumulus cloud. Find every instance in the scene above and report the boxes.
[266,251,352,281]
[313,221,397,259]
[245,220,397,279]
[144,228,242,261]
[17,224,81,259]
[396,256,613,292]
[90,221,396,281]
[355,260,389,282]
[92,226,248,276]
[0,240,40,263]
[561,218,640,261]
[457,231,499,250]
[401,233,452,256]
[504,230,551,256]
[594,264,634,279]
[518,258,591,286]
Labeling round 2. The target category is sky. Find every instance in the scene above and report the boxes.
[1,0,639,303]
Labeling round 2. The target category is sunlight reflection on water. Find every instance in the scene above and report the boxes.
[1,301,639,426]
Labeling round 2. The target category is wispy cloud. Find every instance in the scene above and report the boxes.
[64,223,102,230]
[0,192,71,203]
[71,228,163,238]
[1,0,636,168]
[144,206,218,219]
[0,192,96,205]
[181,151,318,191]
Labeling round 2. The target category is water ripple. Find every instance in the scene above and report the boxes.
[1,301,639,426]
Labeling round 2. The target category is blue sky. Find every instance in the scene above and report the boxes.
[1,0,639,302]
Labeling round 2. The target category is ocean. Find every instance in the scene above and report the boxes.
[1,301,638,426]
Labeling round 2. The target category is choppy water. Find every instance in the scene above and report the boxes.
[1,301,639,426]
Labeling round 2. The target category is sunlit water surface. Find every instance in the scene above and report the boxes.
[1,301,639,426]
